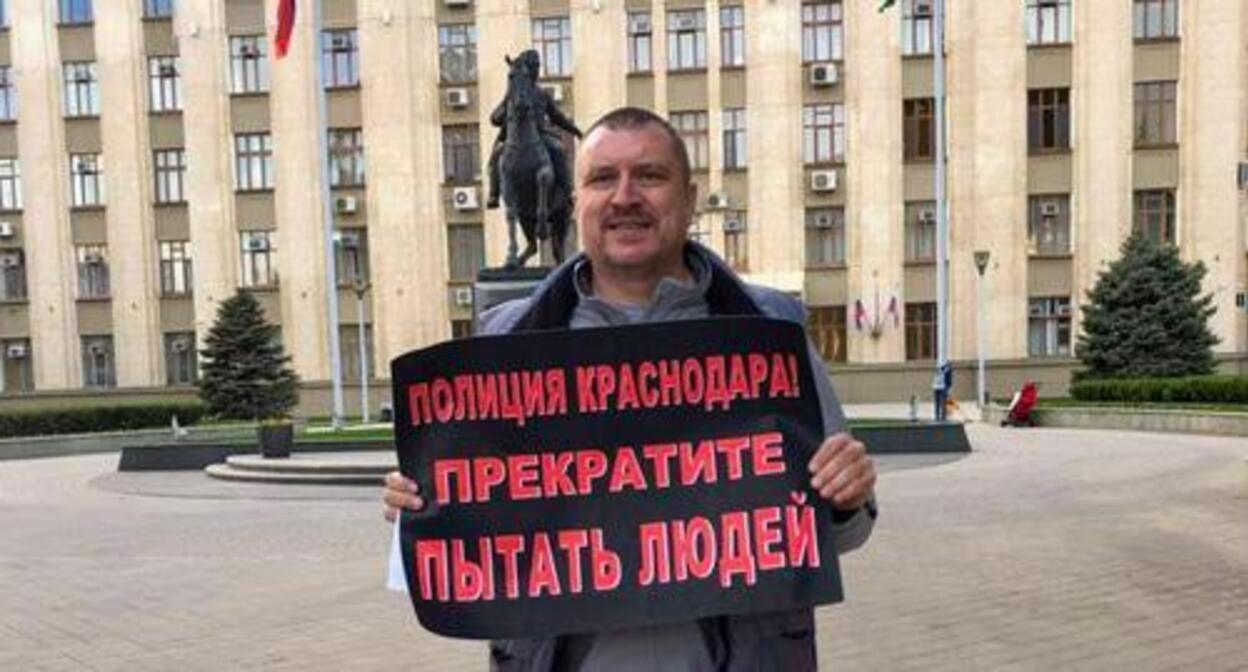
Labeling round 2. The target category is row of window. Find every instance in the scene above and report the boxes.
[0,229,371,303]
[438,79,1173,184]
[804,295,1071,364]
[50,0,176,25]
[0,129,363,210]
[434,0,1180,84]
[0,320,381,394]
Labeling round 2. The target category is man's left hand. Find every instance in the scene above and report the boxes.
[808,433,876,512]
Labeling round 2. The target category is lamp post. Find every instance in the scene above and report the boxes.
[973,250,991,410]
[352,279,372,424]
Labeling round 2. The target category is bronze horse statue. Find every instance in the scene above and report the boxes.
[497,55,574,269]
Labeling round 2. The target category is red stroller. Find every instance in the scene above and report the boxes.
[1001,382,1038,427]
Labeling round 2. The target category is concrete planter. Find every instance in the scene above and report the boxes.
[257,423,294,458]
[985,404,1248,437]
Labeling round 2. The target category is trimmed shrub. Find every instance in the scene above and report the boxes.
[1070,376,1248,405]
[0,402,207,438]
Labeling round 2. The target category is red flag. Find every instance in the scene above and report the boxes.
[275,0,296,59]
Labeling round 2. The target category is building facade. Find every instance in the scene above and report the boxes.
[0,0,1244,404]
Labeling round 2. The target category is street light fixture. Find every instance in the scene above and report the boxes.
[973,250,991,410]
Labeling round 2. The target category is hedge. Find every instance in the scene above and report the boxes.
[0,402,208,438]
[1070,376,1248,405]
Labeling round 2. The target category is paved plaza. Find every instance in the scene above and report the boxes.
[2,424,1247,671]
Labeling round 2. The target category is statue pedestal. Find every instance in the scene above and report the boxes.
[473,266,551,321]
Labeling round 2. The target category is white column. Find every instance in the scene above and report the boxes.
[12,0,80,389]
[744,0,802,292]
[478,1,533,267]
[845,1,904,363]
[1072,0,1133,338]
[267,0,334,384]
[959,0,1028,361]
[359,0,451,364]
[97,0,162,387]
[178,2,242,355]
[1180,0,1246,354]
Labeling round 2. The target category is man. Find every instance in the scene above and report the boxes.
[384,107,877,671]
[486,50,582,209]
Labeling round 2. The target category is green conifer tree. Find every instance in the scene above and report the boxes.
[197,290,299,419]
[1077,232,1218,380]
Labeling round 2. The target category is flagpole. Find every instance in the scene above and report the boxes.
[932,0,951,422]
[312,0,346,429]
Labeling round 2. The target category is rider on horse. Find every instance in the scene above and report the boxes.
[486,50,582,210]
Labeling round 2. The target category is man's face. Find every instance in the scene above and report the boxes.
[575,124,696,280]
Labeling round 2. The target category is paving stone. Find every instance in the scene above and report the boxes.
[1,425,1246,669]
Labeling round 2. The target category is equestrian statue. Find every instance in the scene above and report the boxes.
[487,50,581,269]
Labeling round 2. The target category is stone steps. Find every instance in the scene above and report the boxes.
[204,451,396,486]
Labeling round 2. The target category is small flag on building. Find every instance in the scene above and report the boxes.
[275,0,297,59]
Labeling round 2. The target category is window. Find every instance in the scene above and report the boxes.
[1026,0,1072,46]
[1028,88,1070,151]
[723,108,747,169]
[1134,189,1176,245]
[805,208,846,267]
[720,6,745,67]
[723,211,748,272]
[59,0,92,24]
[234,133,273,191]
[451,319,474,339]
[903,98,935,161]
[438,24,477,84]
[627,12,652,73]
[905,302,937,360]
[442,125,479,184]
[688,213,712,246]
[901,0,935,56]
[76,244,109,299]
[144,0,173,19]
[158,240,192,296]
[164,332,197,385]
[339,324,376,382]
[240,231,278,287]
[0,1,7,29]
[808,306,847,363]
[70,153,104,207]
[2,338,34,393]
[1028,297,1072,357]
[447,224,485,282]
[335,229,369,286]
[802,2,844,63]
[0,249,25,301]
[154,149,185,204]
[532,17,572,77]
[1134,81,1177,147]
[670,111,709,170]
[322,29,359,88]
[0,67,15,121]
[148,56,181,112]
[803,103,845,164]
[229,35,269,94]
[667,9,707,71]
[0,158,20,211]
[1134,0,1179,40]
[1028,195,1071,255]
[328,128,365,187]
[62,62,99,117]
[81,336,115,389]
[905,202,937,262]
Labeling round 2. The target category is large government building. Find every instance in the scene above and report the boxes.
[0,0,1244,409]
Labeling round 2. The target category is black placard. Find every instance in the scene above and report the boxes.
[391,317,843,640]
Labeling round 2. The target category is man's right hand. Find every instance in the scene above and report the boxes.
[382,471,424,522]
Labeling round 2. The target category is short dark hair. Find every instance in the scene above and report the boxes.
[583,106,691,182]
